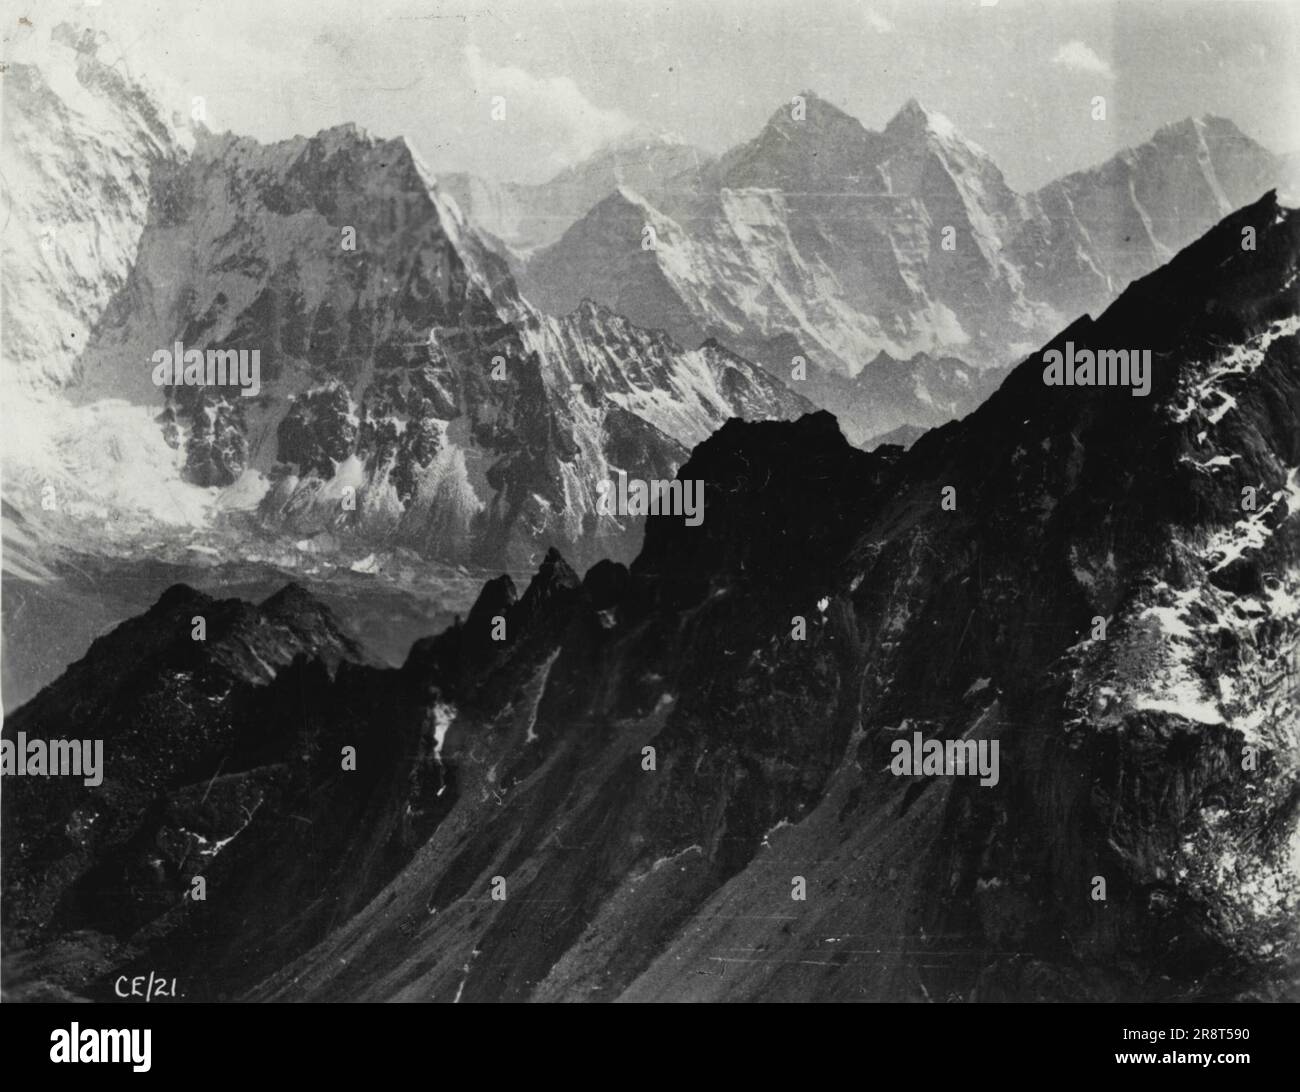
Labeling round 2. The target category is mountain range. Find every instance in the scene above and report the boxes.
[2,25,807,578]
[517,92,1296,441]
[7,28,1297,588]
[5,189,1297,1002]
[8,23,1299,581]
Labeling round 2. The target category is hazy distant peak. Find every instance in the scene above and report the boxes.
[760,90,864,137]
[600,123,694,150]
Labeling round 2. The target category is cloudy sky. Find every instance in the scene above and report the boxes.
[8,0,1299,189]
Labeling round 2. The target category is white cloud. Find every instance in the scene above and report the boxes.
[463,45,634,170]
[1051,41,1115,80]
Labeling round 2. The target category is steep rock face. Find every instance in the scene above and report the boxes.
[523,96,1042,375]
[268,192,1296,1003]
[759,191,1300,1004]
[7,194,1292,1003]
[81,121,548,563]
[521,93,1295,442]
[2,30,808,570]
[0,584,388,1000]
[522,96,1005,371]
[0,24,195,392]
[1015,116,1289,320]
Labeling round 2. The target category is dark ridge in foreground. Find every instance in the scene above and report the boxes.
[3,193,1298,1002]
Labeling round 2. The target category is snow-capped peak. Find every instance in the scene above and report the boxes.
[883,96,982,154]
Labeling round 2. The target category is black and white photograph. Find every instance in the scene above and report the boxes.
[1,0,1298,1052]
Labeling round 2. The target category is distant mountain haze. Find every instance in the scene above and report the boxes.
[516,93,1296,441]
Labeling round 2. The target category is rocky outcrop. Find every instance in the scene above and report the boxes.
[6,194,1296,1002]
[1,28,809,570]
[521,94,1296,442]
[0,583,377,1000]
[262,192,1300,1002]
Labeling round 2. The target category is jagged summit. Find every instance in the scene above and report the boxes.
[6,190,1299,1002]
[883,95,933,131]
[883,96,971,146]
[524,76,1293,450]
[748,91,973,151]
[515,547,581,617]
[3,26,808,575]
[934,189,1296,456]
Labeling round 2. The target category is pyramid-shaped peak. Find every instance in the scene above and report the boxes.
[884,97,963,142]
[764,90,861,133]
